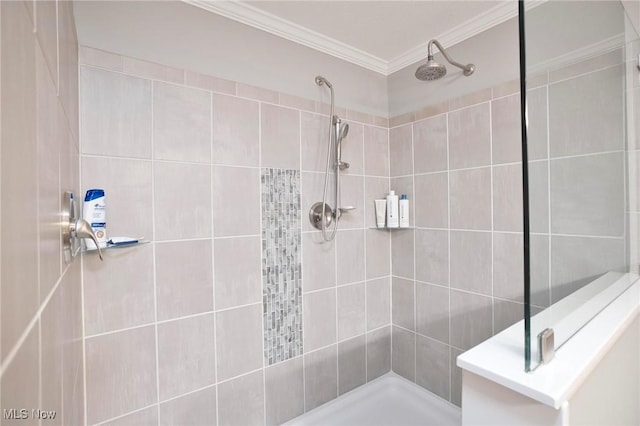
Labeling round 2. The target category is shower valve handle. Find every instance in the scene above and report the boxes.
[71,218,104,261]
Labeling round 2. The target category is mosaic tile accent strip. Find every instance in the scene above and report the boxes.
[261,168,303,365]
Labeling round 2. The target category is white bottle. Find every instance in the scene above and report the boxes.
[399,194,409,228]
[83,189,107,249]
[386,190,399,228]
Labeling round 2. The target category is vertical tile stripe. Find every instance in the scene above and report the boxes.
[261,168,303,365]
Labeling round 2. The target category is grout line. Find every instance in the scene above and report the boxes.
[445,108,453,403]
[209,88,221,426]
[257,102,267,426]
[489,94,496,337]
[298,103,308,413]
[546,82,553,309]
[411,121,417,383]
[150,81,162,424]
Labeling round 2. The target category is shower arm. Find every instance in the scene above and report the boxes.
[428,39,473,74]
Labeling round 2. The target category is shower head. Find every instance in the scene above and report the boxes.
[315,75,333,89]
[415,56,447,81]
[339,122,349,141]
[415,39,475,81]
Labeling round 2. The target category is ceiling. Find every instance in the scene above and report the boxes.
[184,0,518,75]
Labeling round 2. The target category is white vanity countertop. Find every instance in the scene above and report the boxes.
[457,272,640,409]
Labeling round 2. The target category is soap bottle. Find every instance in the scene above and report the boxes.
[399,194,409,228]
[83,189,107,249]
[386,190,399,228]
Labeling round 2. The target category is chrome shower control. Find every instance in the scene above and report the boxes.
[62,191,104,262]
[309,202,334,231]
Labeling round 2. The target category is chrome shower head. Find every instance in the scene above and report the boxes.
[415,56,447,81]
[339,122,349,141]
[415,39,475,81]
[315,75,333,89]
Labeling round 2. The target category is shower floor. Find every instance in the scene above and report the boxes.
[285,373,461,426]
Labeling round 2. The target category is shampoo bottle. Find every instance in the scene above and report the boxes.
[386,190,399,228]
[84,189,107,249]
[399,194,409,228]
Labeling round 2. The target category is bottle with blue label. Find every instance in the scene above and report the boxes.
[84,189,107,249]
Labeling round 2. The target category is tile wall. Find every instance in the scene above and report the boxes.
[79,46,391,425]
[0,1,84,425]
[388,48,629,406]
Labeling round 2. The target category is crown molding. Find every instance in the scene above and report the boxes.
[183,0,547,76]
[183,0,388,74]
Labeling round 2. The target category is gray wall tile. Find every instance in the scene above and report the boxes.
[304,345,337,411]
[392,277,415,331]
[493,232,524,302]
[218,371,265,426]
[491,94,521,164]
[415,229,449,286]
[154,162,212,240]
[551,235,626,303]
[450,348,464,406]
[216,304,263,381]
[450,231,492,295]
[85,326,157,424]
[153,81,211,163]
[391,230,414,279]
[304,288,337,351]
[215,236,261,310]
[494,299,523,334]
[158,314,216,400]
[416,282,449,344]
[551,152,625,237]
[414,115,448,173]
[549,65,624,157]
[337,230,365,284]
[159,386,217,426]
[265,357,304,425]
[338,335,366,395]
[366,277,390,330]
[80,67,151,158]
[213,166,260,237]
[493,164,523,232]
[83,244,154,335]
[302,232,335,292]
[156,240,214,320]
[337,282,366,340]
[527,87,549,160]
[213,94,259,166]
[450,290,493,351]
[448,103,491,169]
[390,124,413,176]
[366,327,391,381]
[450,167,491,230]
[391,326,415,382]
[301,112,329,172]
[364,125,389,177]
[261,104,300,169]
[416,335,450,400]
[366,229,390,279]
[415,172,448,228]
